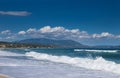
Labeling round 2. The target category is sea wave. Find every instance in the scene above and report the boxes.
[74,49,118,53]
[0,50,27,66]
[0,63,19,66]
[0,50,24,56]
[26,51,120,74]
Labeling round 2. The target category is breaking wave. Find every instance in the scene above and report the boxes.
[26,51,120,74]
[74,49,118,53]
[0,50,24,56]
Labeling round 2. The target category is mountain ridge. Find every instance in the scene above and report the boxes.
[16,38,85,48]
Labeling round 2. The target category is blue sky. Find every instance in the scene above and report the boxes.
[0,0,120,45]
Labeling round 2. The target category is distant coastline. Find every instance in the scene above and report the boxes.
[0,41,120,49]
[0,38,120,49]
[0,41,55,48]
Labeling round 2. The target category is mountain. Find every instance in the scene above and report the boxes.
[1,38,119,49]
[16,38,85,48]
[0,41,53,48]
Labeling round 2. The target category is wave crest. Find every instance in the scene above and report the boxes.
[26,51,120,74]
[74,49,118,53]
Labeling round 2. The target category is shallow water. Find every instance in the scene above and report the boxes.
[0,48,120,78]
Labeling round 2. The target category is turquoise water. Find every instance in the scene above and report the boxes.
[0,48,120,78]
[4,48,120,63]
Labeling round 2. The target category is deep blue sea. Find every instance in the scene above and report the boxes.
[0,48,120,78]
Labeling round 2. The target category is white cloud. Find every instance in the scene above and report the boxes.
[16,26,120,41]
[0,30,11,35]
[38,26,65,33]
[6,36,16,39]
[39,26,51,33]
[18,31,26,35]
[27,28,37,33]
[71,29,79,33]
[0,11,31,16]
[101,32,113,37]
[1,26,120,43]
[17,26,90,40]
[92,32,114,38]
[0,26,119,46]
[116,35,120,38]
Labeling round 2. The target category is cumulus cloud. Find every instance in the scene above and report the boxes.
[92,32,114,38]
[0,30,11,35]
[0,30,17,41]
[16,26,120,41]
[5,36,16,39]
[18,31,26,35]
[27,28,37,33]
[1,26,120,42]
[17,26,90,40]
[0,11,31,16]
[39,26,67,33]
[116,35,120,38]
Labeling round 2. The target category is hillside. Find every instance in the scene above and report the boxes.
[17,38,85,48]
[0,41,54,48]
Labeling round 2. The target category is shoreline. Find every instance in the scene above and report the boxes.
[0,75,8,78]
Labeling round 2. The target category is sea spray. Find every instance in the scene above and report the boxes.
[0,50,24,56]
[26,51,120,74]
[74,49,118,53]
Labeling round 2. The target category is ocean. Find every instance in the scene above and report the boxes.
[0,48,120,78]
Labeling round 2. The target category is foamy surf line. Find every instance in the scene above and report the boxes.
[74,49,118,53]
[0,50,39,66]
[26,51,120,74]
[0,50,24,56]
[0,74,13,78]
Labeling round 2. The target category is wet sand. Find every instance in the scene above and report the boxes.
[0,75,8,78]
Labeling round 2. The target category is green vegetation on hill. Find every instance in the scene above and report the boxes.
[0,41,55,48]
[0,38,120,49]
[17,38,85,48]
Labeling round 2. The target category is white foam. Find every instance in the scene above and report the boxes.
[0,50,24,56]
[26,51,120,74]
[24,49,30,51]
[74,49,118,53]
[0,50,27,66]
[0,63,19,66]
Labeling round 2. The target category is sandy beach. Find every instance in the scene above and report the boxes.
[0,75,8,78]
